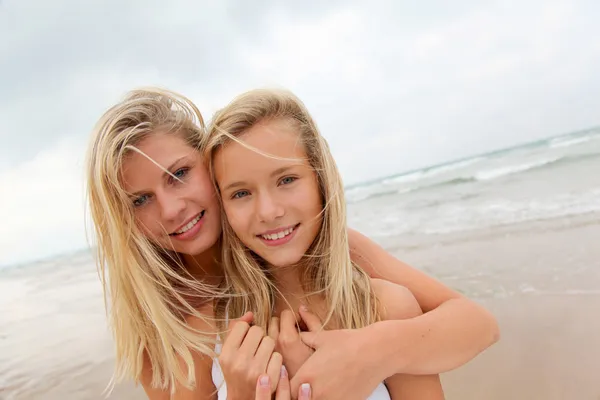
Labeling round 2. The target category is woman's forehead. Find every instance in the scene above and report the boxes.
[121,134,198,190]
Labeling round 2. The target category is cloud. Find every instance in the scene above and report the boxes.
[0,137,87,267]
[1,0,600,265]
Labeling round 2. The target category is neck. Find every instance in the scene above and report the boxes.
[270,262,311,316]
[271,263,303,295]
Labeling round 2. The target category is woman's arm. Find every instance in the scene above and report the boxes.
[372,279,444,400]
[287,229,499,399]
[348,228,499,376]
[140,313,218,400]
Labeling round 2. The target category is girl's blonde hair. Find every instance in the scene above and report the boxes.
[205,88,380,331]
[86,87,219,393]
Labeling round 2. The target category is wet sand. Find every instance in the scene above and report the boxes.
[1,213,599,399]
[397,213,600,400]
[442,295,600,400]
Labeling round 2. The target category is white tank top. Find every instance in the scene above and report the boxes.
[211,342,390,399]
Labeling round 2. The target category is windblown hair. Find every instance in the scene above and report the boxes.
[86,87,219,393]
[204,88,380,332]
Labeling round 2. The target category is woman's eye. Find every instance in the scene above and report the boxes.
[174,168,188,178]
[133,194,149,207]
[279,176,297,185]
[232,190,249,199]
[169,167,189,183]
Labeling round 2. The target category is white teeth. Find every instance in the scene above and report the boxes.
[261,227,294,241]
[175,214,202,234]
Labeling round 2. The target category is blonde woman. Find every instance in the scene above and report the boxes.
[86,88,498,399]
[87,88,225,399]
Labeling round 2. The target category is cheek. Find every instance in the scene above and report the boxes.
[298,181,323,218]
[190,170,215,196]
[135,210,161,239]
[223,203,251,236]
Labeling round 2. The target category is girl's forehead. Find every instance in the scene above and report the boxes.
[221,120,304,158]
[213,125,310,184]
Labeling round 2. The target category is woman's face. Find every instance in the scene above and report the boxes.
[214,119,323,268]
[121,132,221,255]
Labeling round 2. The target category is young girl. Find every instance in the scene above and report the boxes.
[86,87,498,399]
[205,88,445,399]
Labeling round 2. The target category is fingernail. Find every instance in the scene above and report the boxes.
[281,365,288,377]
[260,375,270,387]
[301,383,311,397]
[300,304,308,312]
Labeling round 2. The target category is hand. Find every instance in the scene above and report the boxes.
[268,307,321,377]
[290,326,384,400]
[255,366,312,400]
[219,312,283,399]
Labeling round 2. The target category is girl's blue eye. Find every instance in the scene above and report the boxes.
[232,190,249,199]
[280,176,297,185]
[133,194,149,207]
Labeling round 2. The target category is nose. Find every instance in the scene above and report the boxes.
[158,190,187,224]
[255,191,284,222]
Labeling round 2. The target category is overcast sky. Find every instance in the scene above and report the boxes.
[1,0,599,266]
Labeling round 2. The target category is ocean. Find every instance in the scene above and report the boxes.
[347,126,600,240]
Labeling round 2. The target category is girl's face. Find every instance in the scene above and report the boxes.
[214,119,323,268]
[121,132,221,255]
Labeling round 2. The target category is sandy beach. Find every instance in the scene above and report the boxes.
[402,214,600,400]
[3,129,600,399]
[1,212,599,399]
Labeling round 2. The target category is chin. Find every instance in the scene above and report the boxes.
[181,245,208,256]
[179,237,218,256]
[264,254,304,268]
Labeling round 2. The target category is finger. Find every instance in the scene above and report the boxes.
[288,363,308,395]
[275,366,291,400]
[298,383,312,400]
[254,336,276,372]
[239,325,266,356]
[229,311,254,330]
[268,317,280,340]
[255,374,272,400]
[280,310,299,339]
[221,319,251,354]
[298,306,323,332]
[239,311,254,324]
[290,373,299,395]
[223,311,253,342]
[299,331,322,349]
[266,351,283,393]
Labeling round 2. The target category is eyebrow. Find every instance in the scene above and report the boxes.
[162,156,187,179]
[221,165,296,192]
[128,156,188,197]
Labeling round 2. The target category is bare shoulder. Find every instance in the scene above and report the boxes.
[370,278,423,321]
[348,228,376,269]
[348,227,410,279]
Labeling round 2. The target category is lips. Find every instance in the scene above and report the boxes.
[170,210,205,236]
[256,224,300,247]
[258,225,297,241]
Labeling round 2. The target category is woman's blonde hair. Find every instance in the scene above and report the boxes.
[205,88,380,331]
[86,87,219,393]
